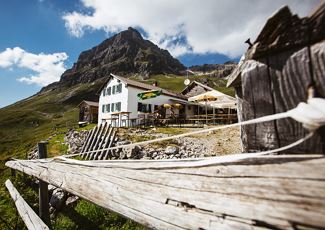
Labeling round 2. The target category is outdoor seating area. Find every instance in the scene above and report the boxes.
[93,74,239,128]
[105,103,237,128]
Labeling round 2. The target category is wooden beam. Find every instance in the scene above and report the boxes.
[37,142,51,227]
[5,155,325,229]
[5,179,49,230]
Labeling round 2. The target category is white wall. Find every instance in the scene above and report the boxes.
[98,76,190,126]
[127,86,183,119]
[98,78,128,125]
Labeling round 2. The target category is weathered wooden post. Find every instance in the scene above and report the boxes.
[38,141,51,227]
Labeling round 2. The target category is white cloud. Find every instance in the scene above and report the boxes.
[62,0,320,58]
[0,47,68,86]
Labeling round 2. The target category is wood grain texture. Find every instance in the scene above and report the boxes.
[240,59,279,151]
[5,179,49,230]
[268,47,323,153]
[6,155,325,230]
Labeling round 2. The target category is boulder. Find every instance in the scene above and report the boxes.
[65,195,79,207]
[123,145,142,159]
[50,188,67,210]
[165,146,179,155]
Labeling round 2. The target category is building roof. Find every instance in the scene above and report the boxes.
[98,73,188,101]
[180,81,215,95]
[78,100,99,107]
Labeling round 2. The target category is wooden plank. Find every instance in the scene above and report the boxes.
[85,125,101,159]
[311,41,325,98]
[310,41,325,152]
[103,129,116,160]
[99,127,115,160]
[240,59,279,151]
[6,155,325,230]
[89,123,107,160]
[5,179,49,230]
[81,128,96,159]
[268,46,323,153]
[37,142,50,227]
[98,126,114,160]
[93,123,111,160]
[80,128,92,153]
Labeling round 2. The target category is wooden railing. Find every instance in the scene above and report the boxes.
[6,154,325,229]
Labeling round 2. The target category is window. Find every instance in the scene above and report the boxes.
[154,105,159,112]
[111,103,115,112]
[112,85,116,94]
[102,105,105,113]
[116,83,122,93]
[116,102,121,112]
[107,87,111,95]
[137,102,151,113]
[137,103,142,112]
[105,104,110,113]
[103,89,106,96]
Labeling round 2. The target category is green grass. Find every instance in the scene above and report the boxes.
[0,78,144,230]
[0,74,235,229]
[131,74,235,96]
[53,200,145,230]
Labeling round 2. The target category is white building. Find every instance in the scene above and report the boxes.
[98,74,193,126]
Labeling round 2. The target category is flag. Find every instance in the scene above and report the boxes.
[137,90,162,100]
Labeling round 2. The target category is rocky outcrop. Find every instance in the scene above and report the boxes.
[187,61,237,78]
[41,27,185,92]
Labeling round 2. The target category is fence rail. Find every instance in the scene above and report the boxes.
[5,179,49,230]
[6,154,325,230]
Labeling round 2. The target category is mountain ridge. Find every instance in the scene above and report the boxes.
[41,27,186,92]
[41,27,237,93]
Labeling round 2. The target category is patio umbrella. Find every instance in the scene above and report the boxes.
[137,90,162,100]
[189,92,218,123]
[172,103,182,109]
[162,104,172,109]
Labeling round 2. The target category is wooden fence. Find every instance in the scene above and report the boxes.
[6,154,325,229]
[80,123,117,160]
[5,180,49,230]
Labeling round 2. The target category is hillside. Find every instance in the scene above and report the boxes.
[0,27,236,229]
[0,73,232,229]
[187,61,237,78]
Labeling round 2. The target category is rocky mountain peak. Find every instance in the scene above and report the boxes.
[42,28,185,92]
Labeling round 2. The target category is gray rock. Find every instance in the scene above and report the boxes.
[165,146,179,155]
[65,195,79,206]
[50,188,67,210]
[123,145,141,158]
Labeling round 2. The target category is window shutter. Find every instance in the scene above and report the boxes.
[107,87,111,95]
[106,104,110,113]
[116,102,121,111]
[103,89,106,96]
[102,105,105,113]
[111,103,115,112]
[148,104,152,113]
[117,83,122,93]
[112,86,116,94]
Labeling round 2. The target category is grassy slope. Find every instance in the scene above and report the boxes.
[132,74,235,96]
[0,74,233,229]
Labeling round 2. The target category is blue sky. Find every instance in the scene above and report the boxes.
[0,0,319,108]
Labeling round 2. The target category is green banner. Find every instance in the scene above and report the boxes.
[137,90,162,100]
